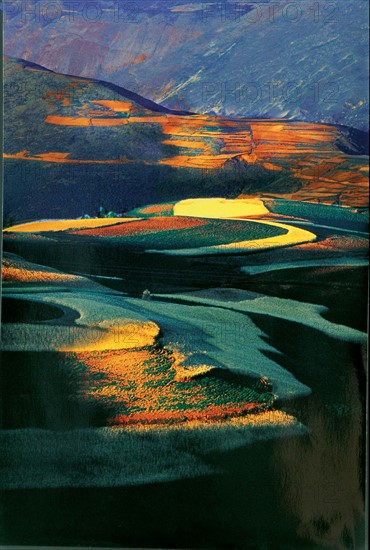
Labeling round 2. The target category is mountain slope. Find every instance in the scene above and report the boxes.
[3,0,369,130]
[3,57,368,221]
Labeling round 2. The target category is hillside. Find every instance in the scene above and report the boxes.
[3,0,369,131]
[3,56,368,221]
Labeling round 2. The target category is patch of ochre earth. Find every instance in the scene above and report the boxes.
[133,53,148,64]
[90,100,132,113]
[44,89,72,107]
[71,216,208,237]
[138,204,174,216]
[2,260,80,284]
[44,115,129,126]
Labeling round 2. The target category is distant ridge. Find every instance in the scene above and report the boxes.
[16,56,195,116]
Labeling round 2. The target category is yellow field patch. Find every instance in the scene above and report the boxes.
[60,320,160,352]
[210,220,316,252]
[174,197,269,218]
[4,218,140,233]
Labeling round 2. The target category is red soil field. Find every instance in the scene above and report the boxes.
[70,216,208,237]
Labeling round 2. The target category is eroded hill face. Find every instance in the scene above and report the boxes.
[3,57,368,221]
[3,0,368,131]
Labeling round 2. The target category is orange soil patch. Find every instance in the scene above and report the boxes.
[90,100,132,112]
[45,115,129,126]
[248,121,338,146]
[45,113,243,131]
[2,260,79,284]
[37,152,75,162]
[77,109,120,118]
[138,204,174,215]
[71,216,208,236]
[4,150,44,160]
[44,89,72,107]
[159,153,236,169]
[262,162,284,172]
[133,53,148,64]
[110,402,265,426]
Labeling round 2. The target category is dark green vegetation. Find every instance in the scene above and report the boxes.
[4,152,295,224]
[245,266,368,333]
[0,351,112,430]
[265,199,369,232]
